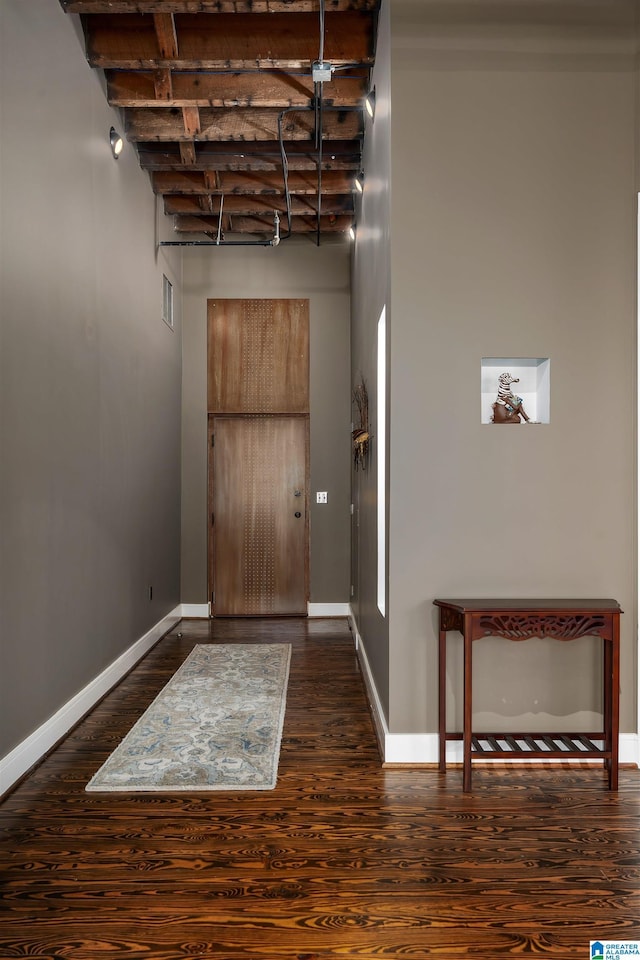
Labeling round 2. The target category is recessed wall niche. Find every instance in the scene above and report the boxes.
[481,358,550,425]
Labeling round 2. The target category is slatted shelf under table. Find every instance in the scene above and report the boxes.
[434,598,622,793]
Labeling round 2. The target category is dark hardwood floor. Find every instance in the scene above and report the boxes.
[2,616,640,958]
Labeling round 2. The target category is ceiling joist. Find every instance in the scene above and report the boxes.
[153,13,179,57]
[60,0,379,238]
[107,68,367,109]
[137,140,360,172]
[152,169,355,194]
[85,13,374,71]
[179,141,197,164]
[63,1,378,12]
[174,213,352,233]
[164,193,353,216]
[125,106,361,142]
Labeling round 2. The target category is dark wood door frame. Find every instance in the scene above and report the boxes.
[206,297,310,618]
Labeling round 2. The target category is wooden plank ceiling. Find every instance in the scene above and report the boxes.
[60,0,380,244]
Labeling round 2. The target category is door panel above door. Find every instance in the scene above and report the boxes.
[208,299,309,414]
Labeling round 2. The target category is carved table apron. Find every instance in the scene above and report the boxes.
[434,598,622,792]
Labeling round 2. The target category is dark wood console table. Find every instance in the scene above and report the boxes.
[435,598,622,792]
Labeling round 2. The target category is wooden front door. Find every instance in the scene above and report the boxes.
[207,298,310,617]
[209,416,308,616]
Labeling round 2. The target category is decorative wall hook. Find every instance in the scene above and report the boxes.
[352,379,371,470]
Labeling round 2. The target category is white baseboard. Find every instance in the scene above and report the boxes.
[4,607,636,798]
[0,605,182,798]
[620,733,640,766]
[308,602,351,617]
[178,603,351,619]
[377,713,640,768]
[350,611,640,768]
[180,603,209,618]
[387,735,640,766]
[350,613,388,757]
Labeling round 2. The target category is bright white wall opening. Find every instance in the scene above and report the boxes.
[377,305,386,617]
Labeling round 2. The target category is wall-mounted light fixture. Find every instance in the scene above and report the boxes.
[354,171,365,194]
[364,87,376,121]
[109,127,124,159]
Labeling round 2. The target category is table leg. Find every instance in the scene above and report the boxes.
[438,620,447,772]
[609,617,620,790]
[463,614,473,792]
[603,631,611,780]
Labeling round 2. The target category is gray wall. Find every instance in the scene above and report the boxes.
[2,0,637,769]
[180,242,351,605]
[350,0,392,722]
[0,1,183,757]
[388,0,638,734]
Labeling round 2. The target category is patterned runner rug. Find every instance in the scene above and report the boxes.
[86,643,291,792]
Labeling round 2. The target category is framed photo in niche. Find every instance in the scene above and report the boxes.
[481,357,550,424]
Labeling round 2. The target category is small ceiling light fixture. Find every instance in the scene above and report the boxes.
[349,225,356,241]
[364,87,376,120]
[110,126,124,159]
[354,171,365,194]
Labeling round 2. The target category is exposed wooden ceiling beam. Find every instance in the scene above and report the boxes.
[85,13,374,70]
[125,106,361,141]
[107,68,367,109]
[174,213,352,233]
[60,0,379,237]
[152,169,356,194]
[182,105,201,135]
[179,141,197,164]
[203,170,219,191]
[64,1,378,13]
[153,12,179,57]
[153,67,173,99]
[137,140,360,171]
[198,194,215,214]
[164,193,353,216]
